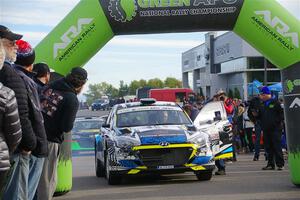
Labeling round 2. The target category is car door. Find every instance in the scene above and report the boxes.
[193,101,233,160]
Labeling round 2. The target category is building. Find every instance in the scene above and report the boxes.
[182,32,281,100]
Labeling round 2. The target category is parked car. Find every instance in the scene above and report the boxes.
[193,101,233,160]
[91,99,110,111]
[94,98,215,185]
[72,117,104,156]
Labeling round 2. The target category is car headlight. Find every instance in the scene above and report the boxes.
[189,132,212,156]
[115,136,140,158]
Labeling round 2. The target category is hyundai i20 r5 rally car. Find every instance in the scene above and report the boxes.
[94,99,219,185]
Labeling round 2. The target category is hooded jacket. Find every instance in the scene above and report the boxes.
[14,65,48,157]
[41,78,79,143]
[0,83,22,171]
[0,62,36,152]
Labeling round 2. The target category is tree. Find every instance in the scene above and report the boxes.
[128,80,141,95]
[234,87,241,99]
[228,89,234,99]
[84,82,118,105]
[118,80,129,97]
[147,78,164,88]
[164,77,182,88]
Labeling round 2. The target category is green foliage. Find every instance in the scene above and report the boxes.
[147,78,164,88]
[234,88,241,99]
[84,77,183,104]
[83,82,118,105]
[228,89,234,99]
[164,77,182,88]
[128,80,141,95]
[118,80,129,97]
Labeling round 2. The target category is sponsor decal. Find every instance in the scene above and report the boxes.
[289,97,300,109]
[53,18,95,61]
[216,43,230,57]
[284,79,300,93]
[108,0,137,22]
[252,10,299,51]
[159,141,170,146]
[107,0,238,22]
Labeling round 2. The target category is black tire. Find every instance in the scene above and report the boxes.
[105,153,122,185]
[195,171,213,181]
[95,157,105,177]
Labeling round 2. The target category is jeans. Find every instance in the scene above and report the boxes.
[28,155,45,200]
[254,123,262,158]
[215,159,225,171]
[0,171,8,198]
[3,153,30,200]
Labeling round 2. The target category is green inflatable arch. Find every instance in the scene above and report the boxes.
[35,0,300,192]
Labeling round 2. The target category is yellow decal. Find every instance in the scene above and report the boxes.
[191,166,206,171]
[128,169,141,174]
[215,152,233,160]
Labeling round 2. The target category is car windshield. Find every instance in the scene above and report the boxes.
[116,109,191,127]
[73,120,101,131]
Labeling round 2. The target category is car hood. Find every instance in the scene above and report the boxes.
[117,125,197,145]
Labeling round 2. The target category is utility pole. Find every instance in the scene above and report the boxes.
[264,58,268,85]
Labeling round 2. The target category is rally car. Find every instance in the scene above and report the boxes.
[72,117,104,156]
[94,99,216,185]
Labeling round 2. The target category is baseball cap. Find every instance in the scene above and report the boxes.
[33,63,50,78]
[0,25,23,41]
[70,67,88,81]
[260,86,271,95]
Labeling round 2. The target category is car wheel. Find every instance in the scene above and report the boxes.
[95,150,105,177]
[195,170,213,181]
[105,152,122,185]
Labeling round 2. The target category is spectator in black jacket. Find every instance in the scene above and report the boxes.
[37,67,87,200]
[0,40,22,198]
[13,40,48,200]
[259,86,284,170]
[0,25,38,200]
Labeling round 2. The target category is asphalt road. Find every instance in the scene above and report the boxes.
[55,154,299,200]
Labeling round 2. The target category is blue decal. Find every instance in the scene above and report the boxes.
[119,160,141,168]
[191,156,212,165]
[95,134,101,144]
[221,147,233,154]
[140,135,187,145]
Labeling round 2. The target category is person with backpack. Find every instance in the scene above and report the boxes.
[37,67,88,200]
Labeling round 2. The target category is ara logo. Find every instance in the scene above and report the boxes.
[108,0,137,22]
[255,10,299,48]
[289,97,300,109]
[53,18,94,59]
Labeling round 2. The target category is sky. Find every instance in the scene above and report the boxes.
[1,0,300,96]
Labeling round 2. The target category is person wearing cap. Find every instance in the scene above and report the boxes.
[37,67,87,200]
[0,37,22,198]
[9,39,48,200]
[259,86,284,170]
[0,26,39,200]
[32,63,51,95]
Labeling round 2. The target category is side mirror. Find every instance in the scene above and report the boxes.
[213,116,222,122]
[214,111,222,121]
